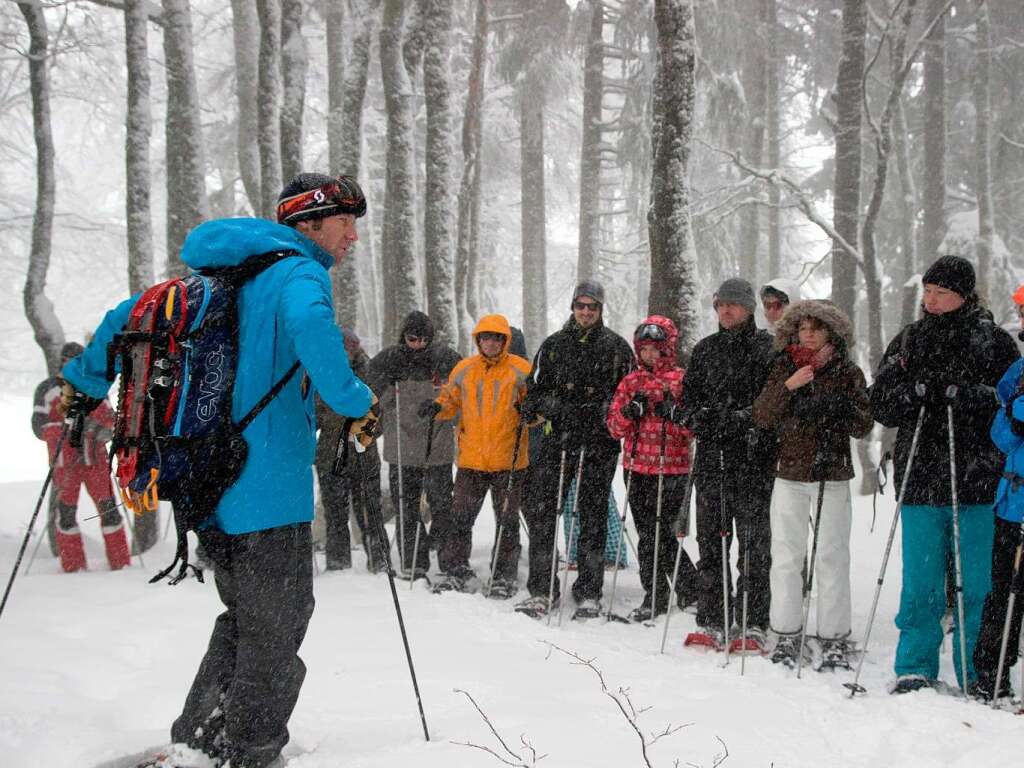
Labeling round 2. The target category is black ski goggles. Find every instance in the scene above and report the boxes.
[635,323,668,342]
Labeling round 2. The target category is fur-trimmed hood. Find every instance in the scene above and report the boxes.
[773,299,854,354]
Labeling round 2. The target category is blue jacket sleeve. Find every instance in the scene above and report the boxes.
[992,359,1024,454]
[61,295,138,398]
[280,263,373,418]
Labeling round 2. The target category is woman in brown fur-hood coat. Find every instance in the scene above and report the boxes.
[752,299,873,665]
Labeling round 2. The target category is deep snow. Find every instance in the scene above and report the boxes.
[1,397,1021,767]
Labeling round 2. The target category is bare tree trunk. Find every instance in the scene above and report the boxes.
[456,0,488,353]
[765,0,781,278]
[125,0,154,294]
[974,0,994,304]
[163,0,209,277]
[280,0,306,183]
[231,0,261,214]
[422,0,457,347]
[648,0,698,356]
[577,0,604,281]
[830,0,865,325]
[18,3,63,375]
[380,0,421,345]
[893,96,917,286]
[920,0,946,264]
[256,0,283,218]
[521,78,548,357]
[738,2,768,283]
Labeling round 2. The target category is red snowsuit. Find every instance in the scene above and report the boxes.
[32,377,130,572]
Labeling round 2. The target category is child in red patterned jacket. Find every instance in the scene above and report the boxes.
[607,315,698,622]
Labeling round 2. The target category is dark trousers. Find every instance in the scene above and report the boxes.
[440,468,524,579]
[388,464,454,572]
[974,516,1024,684]
[522,440,619,602]
[172,524,314,768]
[694,469,772,630]
[629,472,699,607]
[315,446,381,569]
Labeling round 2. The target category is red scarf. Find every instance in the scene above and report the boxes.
[787,343,835,371]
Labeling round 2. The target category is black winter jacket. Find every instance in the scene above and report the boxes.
[870,302,1019,506]
[524,317,635,450]
[683,316,776,480]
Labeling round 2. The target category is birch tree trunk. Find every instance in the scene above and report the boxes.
[830,0,865,325]
[163,0,209,277]
[974,0,994,304]
[125,0,154,294]
[280,0,306,184]
[256,0,283,218]
[765,0,781,277]
[648,0,698,356]
[18,3,63,375]
[380,0,421,344]
[422,0,457,347]
[455,0,488,354]
[738,4,767,283]
[231,0,261,214]
[920,0,946,264]
[577,0,604,281]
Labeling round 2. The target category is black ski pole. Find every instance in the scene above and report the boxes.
[343,418,430,741]
[487,415,526,597]
[992,519,1024,708]
[606,427,641,624]
[1,421,71,622]
[545,433,570,618]
[719,449,731,663]
[661,439,696,654]
[796,473,827,679]
[408,415,436,590]
[946,402,969,697]
[647,410,671,626]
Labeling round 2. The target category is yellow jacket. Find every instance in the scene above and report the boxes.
[436,314,530,472]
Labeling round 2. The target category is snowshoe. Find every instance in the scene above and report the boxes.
[395,567,430,585]
[684,626,726,651]
[431,567,479,594]
[628,595,668,624]
[515,595,556,619]
[769,633,811,668]
[817,638,853,671]
[572,598,602,621]
[888,674,934,695]
[130,744,217,768]
[968,674,1014,703]
[728,627,766,655]
[485,577,518,600]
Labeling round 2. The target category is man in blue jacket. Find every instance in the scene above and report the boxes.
[61,173,376,768]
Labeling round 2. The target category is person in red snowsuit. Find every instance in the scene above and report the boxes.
[31,342,130,572]
[606,315,699,622]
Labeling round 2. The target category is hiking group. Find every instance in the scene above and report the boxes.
[45,168,1024,767]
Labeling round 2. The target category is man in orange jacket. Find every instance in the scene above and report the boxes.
[418,314,532,598]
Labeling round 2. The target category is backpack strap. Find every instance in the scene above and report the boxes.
[238,361,302,431]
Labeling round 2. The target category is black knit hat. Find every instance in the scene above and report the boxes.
[399,311,434,344]
[276,173,367,225]
[714,278,756,313]
[922,255,975,298]
[571,279,605,308]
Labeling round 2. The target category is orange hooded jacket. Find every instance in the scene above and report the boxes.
[435,314,531,472]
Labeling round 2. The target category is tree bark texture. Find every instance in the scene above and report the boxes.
[648,0,699,356]
[163,0,209,278]
[765,0,781,278]
[422,0,457,348]
[380,0,421,345]
[280,0,306,184]
[125,0,154,294]
[456,0,488,355]
[738,1,768,283]
[577,0,604,281]
[520,77,548,358]
[920,0,946,264]
[893,97,917,287]
[256,0,283,219]
[231,0,261,215]
[974,0,994,305]
[830,0,865,326]
[18,2,63,375]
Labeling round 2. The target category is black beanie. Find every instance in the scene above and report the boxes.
[714,278,756,313]
[276,173,367,225]
[572,279,605,308]
[399,311,434,344]
[922,255,975,298]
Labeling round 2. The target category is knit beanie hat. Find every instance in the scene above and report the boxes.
[276,173,367,225]
[922,255,975,298]
[399,311,435,344]
[713,278,756,313]
[572,279,605,308]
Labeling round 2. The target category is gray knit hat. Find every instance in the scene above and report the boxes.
[713,278,756,313]
[572,279,605,307]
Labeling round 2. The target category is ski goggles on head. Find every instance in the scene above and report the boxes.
[635,323,668,342]
[276,176,367,224]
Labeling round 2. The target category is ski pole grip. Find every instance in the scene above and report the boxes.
[333,418,355,475]
[68,412,86,449]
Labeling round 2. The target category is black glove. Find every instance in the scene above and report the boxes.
[718,407,751,436]
[620,393,648,421]
[791,392,849,421]
[653,397,683,424]
[417,400,441,419]
[536,395,563,423]
[687,407,720,436]
[58,381,104,420]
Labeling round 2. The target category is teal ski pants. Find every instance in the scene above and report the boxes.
[894,503,994,686]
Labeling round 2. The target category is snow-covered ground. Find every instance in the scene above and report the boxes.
[1,415,1020,767]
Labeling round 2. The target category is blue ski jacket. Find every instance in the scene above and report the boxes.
[63,217,373,534]
[991,357,1024,524]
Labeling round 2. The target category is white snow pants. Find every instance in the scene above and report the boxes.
[769,478,852,638]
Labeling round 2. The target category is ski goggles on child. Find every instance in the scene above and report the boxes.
[634,323,668,342]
